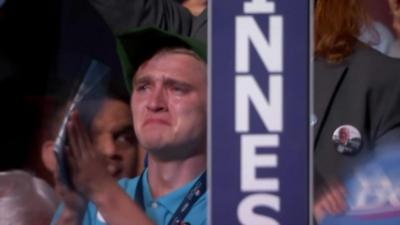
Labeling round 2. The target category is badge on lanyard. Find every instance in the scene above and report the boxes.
[332,125,362,155]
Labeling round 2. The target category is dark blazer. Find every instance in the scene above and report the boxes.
[88,0,207,42]
[314,43,400,189]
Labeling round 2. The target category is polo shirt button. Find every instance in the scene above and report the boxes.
[151,202,158,208]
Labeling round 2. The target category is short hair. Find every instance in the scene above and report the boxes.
[0,170,59,225]
[133,47,206,86]
[155,47,206,63]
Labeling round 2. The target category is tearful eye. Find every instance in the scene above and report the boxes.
[173,86,184,92]
[135,83,150,92]
[171,84,190,94]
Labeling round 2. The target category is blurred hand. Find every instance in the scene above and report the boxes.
[65,111,115,198]
[53,162,87,224]
[55,111,149,225]
[54,165,86,211]
[313,179,347,223]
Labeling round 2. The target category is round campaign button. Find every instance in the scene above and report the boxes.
[332,125,362,155]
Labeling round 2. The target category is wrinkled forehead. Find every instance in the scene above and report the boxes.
[133,48,207,82]
[140,47,205,68]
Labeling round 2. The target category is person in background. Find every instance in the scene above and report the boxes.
[388,0,400,57]
[87,0,207,42]
[314,0,400,223]
[87,95,141,179]
[358,20,395,54]
[357,0,397,55]
[0,170,59,225]
[180,0,206,16]
[41,91,142,184]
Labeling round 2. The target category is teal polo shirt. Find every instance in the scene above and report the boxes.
[51,169,207,225]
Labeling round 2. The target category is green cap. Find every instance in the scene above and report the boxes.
[115,27,207,92]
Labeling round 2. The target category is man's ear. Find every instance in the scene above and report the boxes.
[41,140,56,174]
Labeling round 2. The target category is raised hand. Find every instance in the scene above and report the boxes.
[314,179,347,223]
[65,111,114,198]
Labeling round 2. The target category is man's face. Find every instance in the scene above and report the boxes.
[131,50,207,159]
[91,98,138,178]
[339,128,349,144]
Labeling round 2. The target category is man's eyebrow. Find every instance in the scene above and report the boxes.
[134,76,192,87]
[133,75,151,85]
[163,78,192,87]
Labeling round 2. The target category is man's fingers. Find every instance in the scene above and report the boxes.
[53,154,61,180]
[330,182,347,210]
[313,201,327,223]
[71,111,96,158]
[328,180,347,210]
[67,122,81,160]
[323,189,346,214]
[72,112,89,157]
[314,180,348,217]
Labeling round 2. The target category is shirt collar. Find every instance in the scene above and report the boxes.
[142,169,204,214]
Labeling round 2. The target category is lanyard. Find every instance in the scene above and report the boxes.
[134,170,207,225]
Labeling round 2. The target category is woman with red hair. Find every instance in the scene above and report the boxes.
[313,0,400,223]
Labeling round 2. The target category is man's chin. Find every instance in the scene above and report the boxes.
[140,131,174,147]
[144,143,171,153]
[146,145,201,162]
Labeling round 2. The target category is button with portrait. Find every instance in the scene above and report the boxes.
[332,125,362,155]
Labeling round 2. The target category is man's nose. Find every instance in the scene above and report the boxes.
[146,86,167,112]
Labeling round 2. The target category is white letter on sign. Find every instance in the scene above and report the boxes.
[235,16,283,73]
[237,194,280,225]
[241,134,279,191]
[244,0,275,14]
[235,75,283,133]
